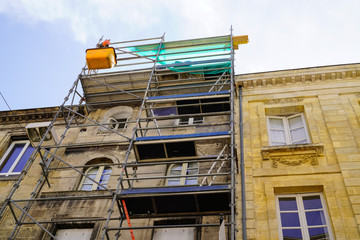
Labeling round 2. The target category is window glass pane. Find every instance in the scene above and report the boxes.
[290,128,306,143]
[282,229,302,240]
[288,115,303,129]
[83,174,97,185]
[279,197,297,211]
[80,184,93,191]
[280,212,301,227]
[13,145,34,173]
[168,164,182,185]
[116,118,127,129]
[270,130,286,144]
[185,177,197,185]
[0,144,26,173]
[153,107,177,116]
[303,195,322,210]
[306,211,327,226]
[100,174,110,183]
[168,178,181,185]
[308,227,330,240]
[269,118,284,129]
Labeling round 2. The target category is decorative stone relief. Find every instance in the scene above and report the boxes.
[264,97,304,105]
[261,144,324,168]
[271,153,318,168]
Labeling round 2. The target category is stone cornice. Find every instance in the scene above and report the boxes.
[236,63,360,88]
[0,107,86,124]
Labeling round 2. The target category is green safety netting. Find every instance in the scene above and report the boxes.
[127,36,232,75]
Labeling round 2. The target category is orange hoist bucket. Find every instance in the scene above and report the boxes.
[233,35,249,50]
[86,47,117,70]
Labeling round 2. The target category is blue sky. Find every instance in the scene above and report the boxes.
[0,0,359,111]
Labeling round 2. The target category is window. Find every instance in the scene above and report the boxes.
[79,166,112,191]
[99,106,132,132]
[152,219,196,240]
[136,141,196,161]
[108,117,128,130]
[167,163,199,186]
[267,113,310,146]
[0,140,34,177]
[276,193,333,240]
[178,116,204,125]
[175,97,230,125]
[55,228,93,240]
[153,228,195,240]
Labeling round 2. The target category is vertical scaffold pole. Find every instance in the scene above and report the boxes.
[230,26,237,240]
[100,33,165,240]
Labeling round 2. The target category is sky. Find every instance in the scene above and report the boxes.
[0,0,359,111]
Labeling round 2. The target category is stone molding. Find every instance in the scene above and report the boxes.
[264,97,304,105]
[261,143,324,168]
[236,64,360,88]
[0,107,86,124]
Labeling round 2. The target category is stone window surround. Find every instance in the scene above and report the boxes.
[98,106,133,133]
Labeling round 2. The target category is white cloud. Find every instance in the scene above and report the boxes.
[0,0,237,44]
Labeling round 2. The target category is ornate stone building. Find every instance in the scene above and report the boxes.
[236,63,360,239]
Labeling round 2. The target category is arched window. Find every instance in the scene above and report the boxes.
[167,163,198,186]
[79,158,113,191]
[108,117,128,130]
[99,106,132,132]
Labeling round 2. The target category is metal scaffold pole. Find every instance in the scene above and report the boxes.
[230,26,237,240]
[100,33,166,240]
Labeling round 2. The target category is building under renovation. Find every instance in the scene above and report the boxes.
[0,32,360,240]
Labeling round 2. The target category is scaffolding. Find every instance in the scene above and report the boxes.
[0,29,245,240]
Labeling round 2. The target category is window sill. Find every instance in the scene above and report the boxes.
[261,143,324,168]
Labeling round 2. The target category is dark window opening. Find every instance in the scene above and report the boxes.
[201,97,230,113]
[176,97,230,115]
[177,100,200,115]
[166,141,196,158]
[136,141,196,160]
[137,144,166,160]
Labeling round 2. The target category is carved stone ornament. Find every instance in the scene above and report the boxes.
[264,97,304,105]
[261,144,323,168]
[271,154,318,168]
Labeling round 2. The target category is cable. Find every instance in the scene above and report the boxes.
[0,91,24,129]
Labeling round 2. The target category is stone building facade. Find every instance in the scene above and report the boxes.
[236,63,360,239]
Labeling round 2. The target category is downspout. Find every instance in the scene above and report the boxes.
[239,85,247,239]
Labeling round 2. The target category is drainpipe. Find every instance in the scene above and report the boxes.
[239,85,247,240]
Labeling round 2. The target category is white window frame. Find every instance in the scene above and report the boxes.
[79,166,111,191]
[0,140,32,177]
[267,113,310,146]
[166,163,199,186]
[108,117,129,131]
[174,117,204,126]
[276,193,334,240]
